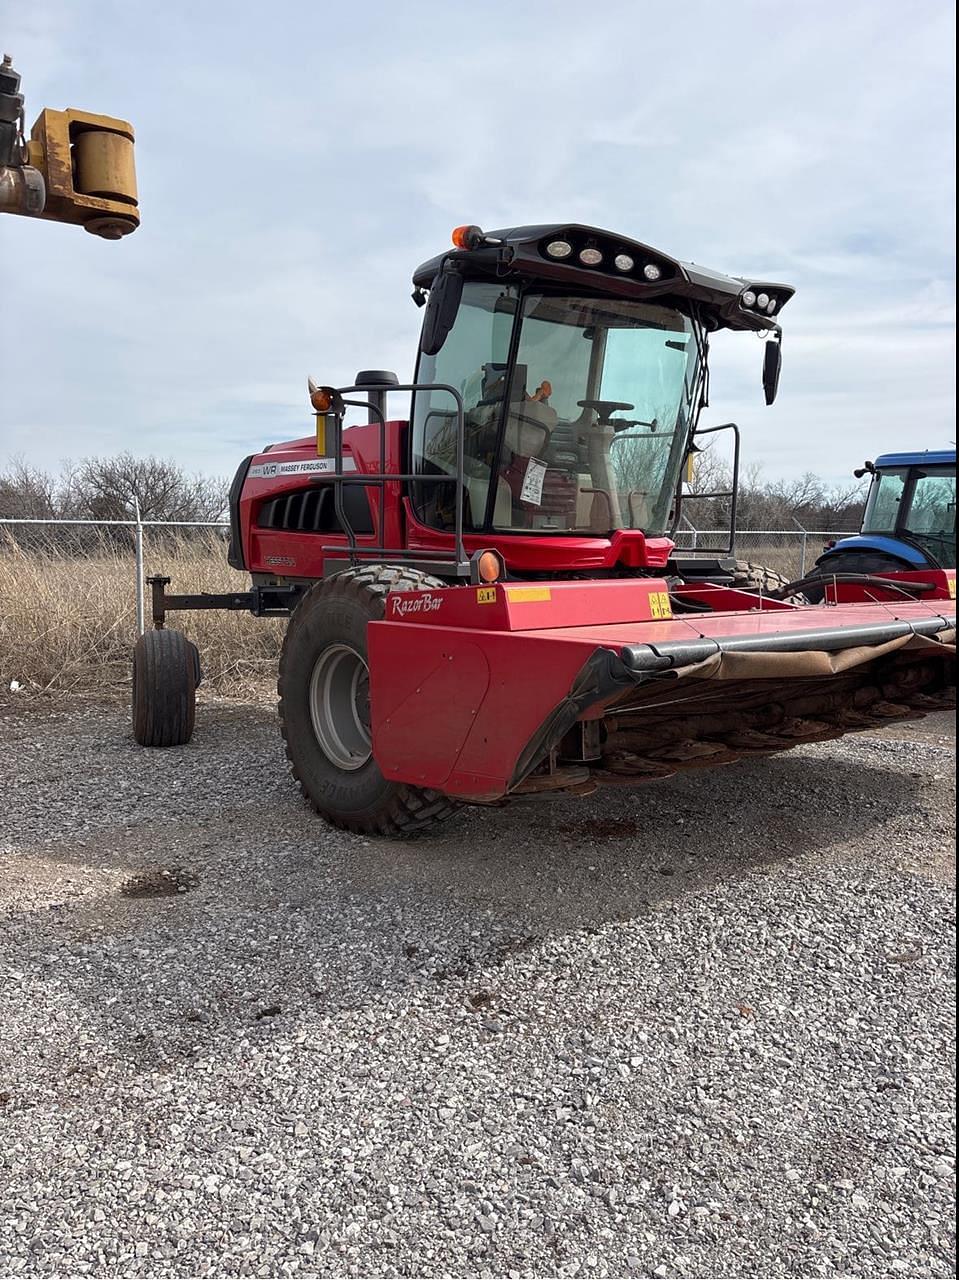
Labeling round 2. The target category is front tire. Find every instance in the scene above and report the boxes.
[278,566,459,837]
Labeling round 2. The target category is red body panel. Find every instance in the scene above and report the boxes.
[402,503,675,570]
[384,578,680,630]
[821,568,956,604]
[370,626,591,798]
[240,422,676,577]
[670,581,796,612]
[242,425,406,576]
[368,581,956,800]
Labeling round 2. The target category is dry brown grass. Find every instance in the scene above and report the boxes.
[0,526,819,698]
[0,530,284,695]
[674,535,815,580]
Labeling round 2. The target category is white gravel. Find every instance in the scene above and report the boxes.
[0,695,955,1278]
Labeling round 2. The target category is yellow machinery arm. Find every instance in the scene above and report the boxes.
[0,53,138,239]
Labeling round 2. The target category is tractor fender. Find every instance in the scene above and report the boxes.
[818,535,927,568]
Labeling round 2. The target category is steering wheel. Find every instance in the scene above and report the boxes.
[578,399,634,424]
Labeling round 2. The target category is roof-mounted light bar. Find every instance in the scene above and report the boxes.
[540,230,672,285]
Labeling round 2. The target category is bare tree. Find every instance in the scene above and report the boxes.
[0,457,60,518]
[683,451,866,532]
[64,454,227,522]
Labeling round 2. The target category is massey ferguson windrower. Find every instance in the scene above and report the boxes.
[134,224,957,835]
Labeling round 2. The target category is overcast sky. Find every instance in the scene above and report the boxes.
[0,0,955,490]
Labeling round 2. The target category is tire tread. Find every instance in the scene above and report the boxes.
[729,559,806,604]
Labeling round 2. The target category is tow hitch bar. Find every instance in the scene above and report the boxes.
[147,576,304,628]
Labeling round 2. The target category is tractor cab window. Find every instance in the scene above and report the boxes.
[411,283,702,536]
[901,467,956,564]
[411,282,519,531]
[862,468,907,535]
[491,294,700,535]
[603,325,698,534]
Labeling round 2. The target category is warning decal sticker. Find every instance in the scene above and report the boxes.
[506,587,552,603]
[649,590,672,619]
[519,458,548,506]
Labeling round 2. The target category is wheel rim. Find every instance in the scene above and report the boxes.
[308,644,372,771]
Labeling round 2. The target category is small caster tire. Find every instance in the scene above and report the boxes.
[132,628,200,747]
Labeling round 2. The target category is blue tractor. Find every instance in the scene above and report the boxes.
[805,449,956,598]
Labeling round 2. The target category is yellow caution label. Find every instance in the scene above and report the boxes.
[947,573,956,598]
[506,586,552,603]
[649,590,673,619]
[476,586,497,604]
[315,413,326,455]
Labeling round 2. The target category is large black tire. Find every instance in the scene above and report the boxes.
[132,628,199,747]
[728,559,807,603]
[801,549,915,603]
[278,566,459,837]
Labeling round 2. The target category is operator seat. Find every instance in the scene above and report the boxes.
[498,399,582,529]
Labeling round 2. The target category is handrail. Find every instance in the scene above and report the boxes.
[325,381,469,575]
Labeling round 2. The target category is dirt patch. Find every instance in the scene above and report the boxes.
[558,817,640,840]
[119,866,197,898]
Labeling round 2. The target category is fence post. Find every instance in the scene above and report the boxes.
[133,496,145,635]
[680,514,699,550]
[792,517,809,577]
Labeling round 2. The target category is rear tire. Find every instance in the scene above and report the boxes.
[132,628,199,747]
[278,566,459,837]
[728,559,806,603]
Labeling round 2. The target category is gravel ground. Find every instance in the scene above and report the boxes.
[0,695,955,1278]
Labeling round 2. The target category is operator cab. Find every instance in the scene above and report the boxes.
[412,286,700,537]
[408,223,793,543]
[859,451,956,568]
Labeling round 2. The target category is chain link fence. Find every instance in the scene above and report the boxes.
[0,514,858,692]
[2,514,856,605]
[0,516,286,693]
[1,514,230,631]
[671,520,859,578]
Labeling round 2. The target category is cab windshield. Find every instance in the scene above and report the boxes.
[412,283,703,535]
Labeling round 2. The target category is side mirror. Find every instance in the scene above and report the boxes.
[419,266,464,357]
[762,337,782,406]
